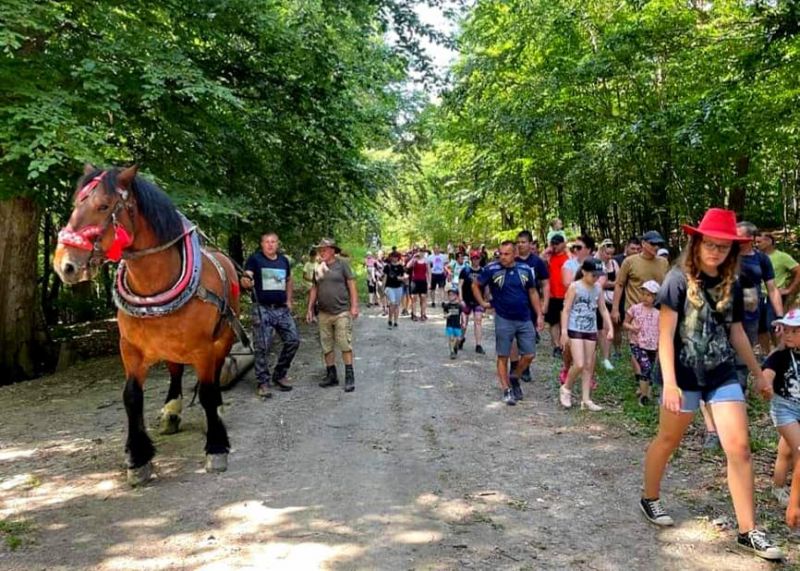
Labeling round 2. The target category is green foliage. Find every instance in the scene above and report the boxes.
[385,0,800,245]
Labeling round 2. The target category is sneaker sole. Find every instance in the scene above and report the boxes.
[736,543,784,561]
[639,502,674,527]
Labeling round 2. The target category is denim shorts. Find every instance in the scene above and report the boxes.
[494,315,535,356]
[770,394,800,427]
[385,286,403,305]
[661,380,745,413]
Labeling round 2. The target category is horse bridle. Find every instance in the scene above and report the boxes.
[57,171,135,270]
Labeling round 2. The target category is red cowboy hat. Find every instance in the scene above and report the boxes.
[681,208,749,242]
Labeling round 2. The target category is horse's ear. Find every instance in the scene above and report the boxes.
[117,165,139,189]
[83,163,95,175]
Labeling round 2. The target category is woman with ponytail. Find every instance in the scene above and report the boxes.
[639,208,783,561]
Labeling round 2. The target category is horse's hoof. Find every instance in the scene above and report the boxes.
[205,453,228,473]
[159,414,181,435]
[127,462,154,487]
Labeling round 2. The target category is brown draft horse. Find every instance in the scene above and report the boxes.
[53,165,238,485]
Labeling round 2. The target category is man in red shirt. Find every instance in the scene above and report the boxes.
[546,234,569,356]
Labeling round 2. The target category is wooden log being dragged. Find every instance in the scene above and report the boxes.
[219,342,254,389]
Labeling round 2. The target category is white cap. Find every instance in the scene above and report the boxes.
[642,280,661,294]
[657,248,669,257]
[773,308,800,328]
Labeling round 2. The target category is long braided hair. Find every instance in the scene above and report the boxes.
[679,234,740,313]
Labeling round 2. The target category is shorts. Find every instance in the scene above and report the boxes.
[545,298,564,326]
[431,274,447,290]
[568,330,598,341]
[630,345,657,382]
[461,302,484,316]
[758,297,777,334]
[445,326,462,338]
[411,279,428,295]
[495,315,536,356]
[771,394,800,427]
[367,281,376,294]
[661,380,744,413]
[385,286,403,305]
[318,311,353,354]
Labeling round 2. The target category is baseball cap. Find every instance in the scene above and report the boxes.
[642,280,661,294]
[773,308,800,328]
[599,238,614,249]
[640,230,666,245]
[550,234,566,245]
[657,248,669,258]
[469,250,481,259]
[581,257,605,275]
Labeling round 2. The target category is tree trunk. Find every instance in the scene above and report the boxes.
[0,197,41,383]
[728,155,750,216]
[228,232,244,266]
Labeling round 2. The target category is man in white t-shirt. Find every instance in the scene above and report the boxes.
[428,245,448,307]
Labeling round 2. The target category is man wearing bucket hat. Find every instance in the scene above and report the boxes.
[306,238,359,392]
[640,208,783,560]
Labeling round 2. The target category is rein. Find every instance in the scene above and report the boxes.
[122,224,196,260]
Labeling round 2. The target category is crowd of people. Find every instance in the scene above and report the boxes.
[240,208,800,560]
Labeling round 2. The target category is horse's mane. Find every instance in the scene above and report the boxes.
[78,168,184,243]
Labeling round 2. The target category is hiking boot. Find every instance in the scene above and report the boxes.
[736,529,784,561]
[475,345,485,354]
[319,367,339,388]
[772,486,790,506]
[702,432,721,452]
[559,386,572,408]
[639,498,674,527]
[256,383,272,399]
[510,378,523,401]
[272,378,293,392]
[521,367,532,383]
[344,368,355,393]
[502,388,517,406]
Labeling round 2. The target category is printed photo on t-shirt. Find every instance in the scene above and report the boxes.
[261,268,287,291]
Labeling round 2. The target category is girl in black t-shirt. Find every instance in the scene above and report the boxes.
[640,208,783,561]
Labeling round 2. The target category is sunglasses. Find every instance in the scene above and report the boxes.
[570,244,585,251]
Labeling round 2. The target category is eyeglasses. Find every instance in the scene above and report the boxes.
[701,240,732,254]
[570,245,584,251]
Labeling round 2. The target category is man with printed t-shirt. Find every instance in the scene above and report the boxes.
[473,241,545,406]
[242,232,299,399]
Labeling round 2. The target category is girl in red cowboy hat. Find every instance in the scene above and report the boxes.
[639,208,783,560]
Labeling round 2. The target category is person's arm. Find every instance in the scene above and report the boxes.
[623,308,639,332]
[562,264,574,289]
[784,263,800,297]
[306,285,318,323]
[459,277,466,302]
[598,296,613,339]
[730,322,771,398]
[559,284,576,347]
[658,306,682,413]
[472,272,490,309]
[766,279,784,318]
[347,278,359,319]
[286,274,294,310]
[528,288,544,331]
[611,260,629,322]
[540,278,550,313]
[604,261,618,290]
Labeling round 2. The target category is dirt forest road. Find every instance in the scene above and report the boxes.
[0,306,786,570]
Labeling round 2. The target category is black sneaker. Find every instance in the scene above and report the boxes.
[449,350,456,360]
[393,321,398,328]
[475,345,485,355]
[638,395,650,407]
[736,529,784,560]
[639,498,674,527]
[521,367,532,383]
[458,337,466,350]
[553,347,563,358]
[510,378,523,401]
[430,301,436,308]
[388,321,393,329]
[502,388,517,406]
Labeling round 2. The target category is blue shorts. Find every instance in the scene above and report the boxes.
[771,394,800,427]
[661,380,745,413]
[446,326,462,338]
[386,287,403,305]
[494,315,536,357]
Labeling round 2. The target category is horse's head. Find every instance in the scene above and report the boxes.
[54,164,138,284]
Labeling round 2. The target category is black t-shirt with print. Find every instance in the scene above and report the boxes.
[442,301,462,328]
[384,262,406,288]
[244,252,291,306]
[656,268,744,391]
[764,348,800,403]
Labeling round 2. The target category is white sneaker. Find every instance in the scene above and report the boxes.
[772,486,791,506]
[602,358,614,371]
[559,386,572,408]
[581,400,603,412]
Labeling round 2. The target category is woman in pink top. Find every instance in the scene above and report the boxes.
[624,280,661,406]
